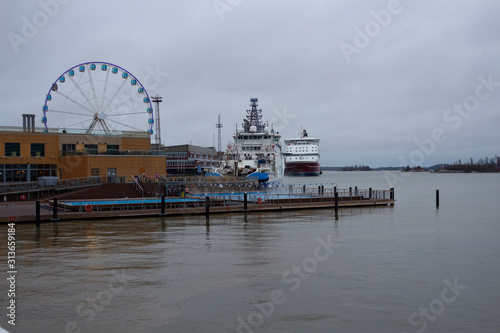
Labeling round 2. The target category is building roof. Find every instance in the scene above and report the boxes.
[165,144,217,155]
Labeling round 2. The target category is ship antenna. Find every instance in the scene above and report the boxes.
[216,113,223,152]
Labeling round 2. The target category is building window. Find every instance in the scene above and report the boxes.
[91,168,100,176]
[31,143,45,157]
[5,143,20,157]
[85,144,98,155]
[106,145,119,155]
[62,144,76,156]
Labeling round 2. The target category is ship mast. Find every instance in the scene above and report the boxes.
[244,98,263,132]
[215,113,223,152]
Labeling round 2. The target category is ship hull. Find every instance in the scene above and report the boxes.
[284,161,320,176]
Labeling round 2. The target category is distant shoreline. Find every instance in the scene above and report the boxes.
[321,167,499,173]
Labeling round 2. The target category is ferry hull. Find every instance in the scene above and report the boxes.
[284,161,320,176]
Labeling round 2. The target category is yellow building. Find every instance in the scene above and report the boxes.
[0,124,165,183]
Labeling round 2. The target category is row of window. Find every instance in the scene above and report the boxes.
[4,143,123,157]
[166,152,217,159]
[0,164,57,182]
[286,147,319,152]
[62,144,120,155]
[238,135,273,140]
[5,143,45,157]
[167,160,196,166]
[166,152,188,158]
[241,146,262,151]
[167,160,218,166]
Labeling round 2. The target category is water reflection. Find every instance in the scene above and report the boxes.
[1,171,499,333]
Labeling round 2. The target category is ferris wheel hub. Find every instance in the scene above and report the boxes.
[97,112,107,120]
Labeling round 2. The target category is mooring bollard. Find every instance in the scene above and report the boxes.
[303,185,306,194]
[160,194,166,216]
[36,201,41,227]
[436,189,439,208]
[243,193,248,212]
[355,186,358,195]
[52,198,59,221]
[334,191,338,212]
[349,187,352,196]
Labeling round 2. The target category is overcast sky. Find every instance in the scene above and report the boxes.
[1,0,499,167]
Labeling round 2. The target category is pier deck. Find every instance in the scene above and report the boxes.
[0,196,394,223]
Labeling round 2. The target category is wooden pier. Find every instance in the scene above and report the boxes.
[0,187,395,223]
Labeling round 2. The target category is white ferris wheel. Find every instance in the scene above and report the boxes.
[42,61,154,135]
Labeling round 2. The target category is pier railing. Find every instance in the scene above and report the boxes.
[131,175,144,197]
[196,188,392,203]
[1,176,108,197]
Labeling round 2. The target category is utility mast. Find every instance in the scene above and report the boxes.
[216,113,223,152]
[151,95,162,146]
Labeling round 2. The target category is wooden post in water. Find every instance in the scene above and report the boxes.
[243,193,248,212]
[303,185,306,194]
[334,191,338,212]
[369,188,372,199]
[160,194,166,216]
[52,198,59,221]
[390,187,395,205]
[205,196,210,218]
[355,186,358,195]
[349,187,352,197]
[36,201,41,227]
[436,189,439,208]
[318,186,321,195]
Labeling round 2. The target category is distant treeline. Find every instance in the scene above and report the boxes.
[322,155,500,172]
[444,155,500,173]
[341,165,371,171]
[322,165,373,171]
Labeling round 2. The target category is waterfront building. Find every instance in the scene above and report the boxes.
[165,144,219,175]
[0,116,165,183]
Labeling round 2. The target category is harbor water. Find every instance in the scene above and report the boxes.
[1,171,499,332]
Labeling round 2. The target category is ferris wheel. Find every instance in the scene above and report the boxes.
[42,61,154,135]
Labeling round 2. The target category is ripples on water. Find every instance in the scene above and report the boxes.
[1,172,499,332]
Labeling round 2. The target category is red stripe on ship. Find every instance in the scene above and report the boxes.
[284,162,320,176]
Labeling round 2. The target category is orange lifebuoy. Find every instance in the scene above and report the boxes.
[225,206,230,212]
[20,195,26,200]
[257,198,263,204]
[85,204,92,212]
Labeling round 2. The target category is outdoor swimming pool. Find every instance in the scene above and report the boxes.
[57,197,206,212]
[61,198,203,206]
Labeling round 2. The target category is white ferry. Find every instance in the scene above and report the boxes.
[283,129,321,176]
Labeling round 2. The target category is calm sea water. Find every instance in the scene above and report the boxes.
[1,171,499,333]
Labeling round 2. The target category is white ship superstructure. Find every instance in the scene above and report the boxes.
[216,98,283,182]
[284,129,321,176]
